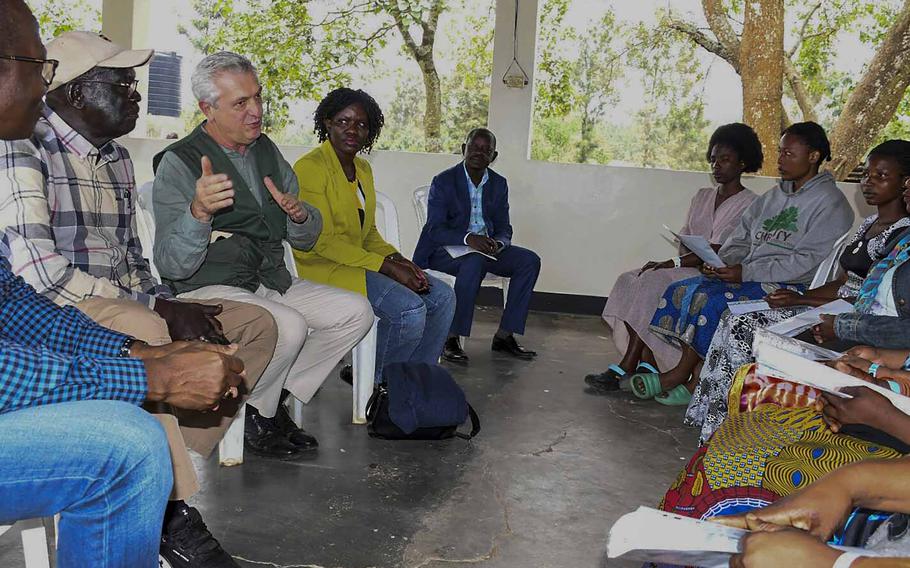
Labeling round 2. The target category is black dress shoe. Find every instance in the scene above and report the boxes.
[274,400,319,451]
[244,407,303,459]
[339,365,353,386]
[442,337,469,362]
[491,335,537,359]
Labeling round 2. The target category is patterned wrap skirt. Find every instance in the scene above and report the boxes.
[649,276,803,358]
[659,364,903,520]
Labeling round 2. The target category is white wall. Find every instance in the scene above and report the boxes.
[117,0,873,298]
[122,138,870,298]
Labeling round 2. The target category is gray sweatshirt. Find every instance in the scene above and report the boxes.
[719,171,854,284]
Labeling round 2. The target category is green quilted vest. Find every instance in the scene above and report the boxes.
[152,124,292,294]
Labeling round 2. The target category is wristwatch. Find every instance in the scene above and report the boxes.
[119,337,137,358]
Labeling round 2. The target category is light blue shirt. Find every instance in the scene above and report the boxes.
[464,163,489,237]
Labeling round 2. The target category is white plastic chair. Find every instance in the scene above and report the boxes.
[808,231,852,290]
[136,182,247,466]
[0,518,55,567]
[282,241,376,425]
[412,184,509,305]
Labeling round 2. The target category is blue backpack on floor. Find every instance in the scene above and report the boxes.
[366,362,480,440]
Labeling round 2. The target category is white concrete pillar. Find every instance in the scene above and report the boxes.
[488,0,539,162]
[101,0,151,135]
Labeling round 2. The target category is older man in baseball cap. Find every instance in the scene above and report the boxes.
[0,31,281,568]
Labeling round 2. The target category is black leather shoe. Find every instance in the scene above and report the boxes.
[274,401,318,451]
[339,365,353,386]
[442,337,469,363]
[491,335,537,359]
[244,407,302,459]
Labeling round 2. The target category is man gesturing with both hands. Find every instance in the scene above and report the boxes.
[153,51,374,458]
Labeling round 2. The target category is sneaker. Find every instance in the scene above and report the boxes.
[160,502,239,568]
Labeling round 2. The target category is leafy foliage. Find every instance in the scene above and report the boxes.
[26,0,100,42]
[180,0,387,131]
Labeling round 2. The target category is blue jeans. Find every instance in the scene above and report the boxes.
[366,271,456,382]
[0,400,173,568]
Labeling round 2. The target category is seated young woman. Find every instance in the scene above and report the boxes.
[715,456,910,567]
[633,122,855,405]
[587,123,761,393]
[686,140,910,443]
[660,346,910,523]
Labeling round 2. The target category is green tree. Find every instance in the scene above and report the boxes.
[26,0,100,41]
[532,1,624,164]
[668,0,910,178]
[180,0,385,131]
[624,22,710,171]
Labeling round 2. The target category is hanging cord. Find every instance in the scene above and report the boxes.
[502,0,529,87]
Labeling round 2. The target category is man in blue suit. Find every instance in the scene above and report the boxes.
[414,128,540,362]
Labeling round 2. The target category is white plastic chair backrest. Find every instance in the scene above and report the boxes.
[134,181,161,282]
[283,241,299,278]
[809,230,851,290]
[413,185,431,227]
[375,191,401,251]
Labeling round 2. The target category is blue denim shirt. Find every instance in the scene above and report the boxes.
[836,229,910,348]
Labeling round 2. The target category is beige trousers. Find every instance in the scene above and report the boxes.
[180,278,374,416]
[76,297,278,500]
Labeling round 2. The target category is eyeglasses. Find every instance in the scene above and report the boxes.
[0,55,59,86]
[78,79,140,98]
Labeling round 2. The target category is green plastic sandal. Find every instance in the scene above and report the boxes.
[631,372,662,399]
[655,384,693,406]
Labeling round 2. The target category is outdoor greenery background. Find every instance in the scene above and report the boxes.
[25,0,910,174]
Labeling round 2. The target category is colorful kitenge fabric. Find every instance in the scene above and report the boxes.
[649,276,803,357]
[660,403,901,520]
[660,366,903,520]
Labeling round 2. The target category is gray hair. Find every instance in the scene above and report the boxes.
[191,51,257,106]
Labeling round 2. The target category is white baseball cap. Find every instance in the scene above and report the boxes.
[46,31,154,92]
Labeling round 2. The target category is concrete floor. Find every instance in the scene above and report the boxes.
[0,307,700,568]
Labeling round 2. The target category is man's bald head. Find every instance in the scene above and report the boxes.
[0,0,47,140]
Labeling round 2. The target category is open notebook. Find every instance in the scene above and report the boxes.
[607,506,872,567]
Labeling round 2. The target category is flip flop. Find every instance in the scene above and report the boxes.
[636,362,659,374]
[620,362,659,392]
[655,385,693,406]
[631,372,663,399]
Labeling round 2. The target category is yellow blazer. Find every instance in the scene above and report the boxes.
[292,141,398,295]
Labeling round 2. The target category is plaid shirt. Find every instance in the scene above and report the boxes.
[0,106,171,308]
[463,163,489,236]
[0,252,147,414]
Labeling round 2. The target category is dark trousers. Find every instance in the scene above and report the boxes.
[427,245,541,337]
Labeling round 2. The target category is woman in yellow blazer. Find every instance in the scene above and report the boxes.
[293,88,455,381]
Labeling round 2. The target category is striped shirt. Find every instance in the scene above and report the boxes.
[0,105,170,308]
[0,253,147,414]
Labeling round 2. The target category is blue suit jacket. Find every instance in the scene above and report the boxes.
[413,162,513,268]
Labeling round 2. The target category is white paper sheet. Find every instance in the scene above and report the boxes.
[607,505,875,567]
[444,245,497,261]
[765,299,854,337]
[664,225,726,267]
[753,329,910,411]
[728,299,771,315]
[607,506,745,566]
